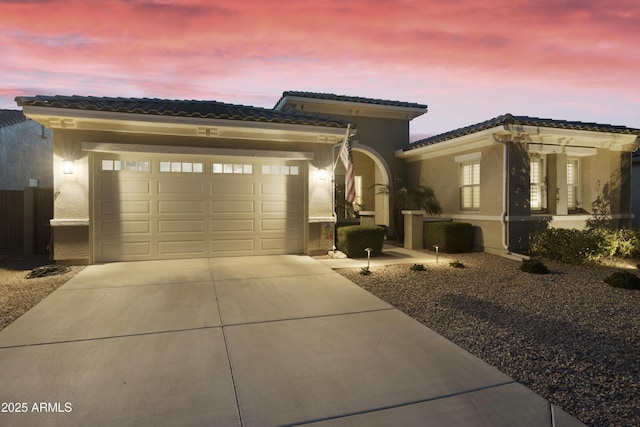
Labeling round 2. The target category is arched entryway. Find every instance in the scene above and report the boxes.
[335,145,391,229]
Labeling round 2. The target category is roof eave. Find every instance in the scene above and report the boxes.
[276,95,427,120]
[21,105,354,144]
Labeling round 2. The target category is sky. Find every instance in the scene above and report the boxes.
[1,0,639,141]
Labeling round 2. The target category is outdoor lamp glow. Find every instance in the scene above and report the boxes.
[318,168,328,180]
[63,160,75,175]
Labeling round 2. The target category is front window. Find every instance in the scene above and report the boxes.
[567,158,580,210]
[460,160,480,210]
[530,154,546,211]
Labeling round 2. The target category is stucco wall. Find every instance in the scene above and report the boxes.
[407,141,504,217]
[0,120,53,190]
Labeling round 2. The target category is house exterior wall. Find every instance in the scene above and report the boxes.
[405,136,637,255]
[0,120,53,190]
[50,127,337,263]
[406,139,506,252]
[326,114,410,183]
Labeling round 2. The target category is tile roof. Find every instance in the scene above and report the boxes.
[14,95,352,129]
[276,91,428,110]
[0,109,28,128]
[404,114,640,151]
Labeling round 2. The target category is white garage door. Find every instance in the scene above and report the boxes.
[93,153,306,262]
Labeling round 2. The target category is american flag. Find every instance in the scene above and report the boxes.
[339,138,356,204]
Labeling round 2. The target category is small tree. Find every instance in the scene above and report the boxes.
[374,178,441,241]
[586,179,612,230]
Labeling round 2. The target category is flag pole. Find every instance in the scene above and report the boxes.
[332,124,351,251]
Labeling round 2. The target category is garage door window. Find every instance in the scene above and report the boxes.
[160,161,203,173]
[212,163,253,174]
[102,159,150,172]
[262,165,299,175]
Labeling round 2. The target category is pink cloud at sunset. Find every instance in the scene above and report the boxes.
[1,0,638,138]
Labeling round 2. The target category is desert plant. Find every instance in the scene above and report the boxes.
[603,271,640,289]
[449,260,465,268]
[359,266,372,276]
[374,178,441,241]
[519,259,549,274]
[410,263,426,271]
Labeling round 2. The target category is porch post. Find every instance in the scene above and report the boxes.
[402,210,424,250]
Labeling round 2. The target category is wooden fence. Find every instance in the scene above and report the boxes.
[0,189,53,254]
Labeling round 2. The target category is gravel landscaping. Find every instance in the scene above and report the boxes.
[337,251,640,427]
[0,254,84,331]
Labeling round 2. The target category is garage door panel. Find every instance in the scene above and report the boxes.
[158,240,205,254]
[211,239,255,253]
[100,200,151,215]
[261,219,301,232]
[100,180,150,194]
[261,182,303,196]
[211,219,255,232]
[211,182,255,195]
[158,220,205,233]
[158,181,206,194]
[100,241,151,258]
[101,220,151,235]
[211,201,255,213]
[260,237,301,251]
[158,200,205,214]
[261,201,302,213]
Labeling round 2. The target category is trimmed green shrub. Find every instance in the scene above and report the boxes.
[337,225,385,258]
[531,227,638,265]
[604,271,640,289]
[424,222,474,253]
[519,259,549,274]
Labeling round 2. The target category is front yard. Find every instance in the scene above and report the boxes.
[337,252,640,427]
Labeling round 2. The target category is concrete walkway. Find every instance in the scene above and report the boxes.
[0,254,584,426]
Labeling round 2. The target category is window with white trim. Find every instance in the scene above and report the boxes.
[567,158,580,210]
[530,154,546,211]
[459,160,480,210]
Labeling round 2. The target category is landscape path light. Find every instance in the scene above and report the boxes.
[365,247,373,269]
[434,245,439,263]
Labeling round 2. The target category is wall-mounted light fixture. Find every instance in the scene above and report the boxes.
[63,160,75,175]
[318,168,328,181]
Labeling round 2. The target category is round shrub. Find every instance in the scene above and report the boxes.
[519,259,549,274]
[337,225,385,258]
[603,271,640,289]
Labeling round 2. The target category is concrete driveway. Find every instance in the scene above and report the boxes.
[0,255,584,426]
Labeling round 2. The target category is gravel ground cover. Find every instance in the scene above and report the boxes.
[337,252,640,427]
[0,254,84,331]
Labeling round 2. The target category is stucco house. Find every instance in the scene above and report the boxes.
[15,93,640,263]
[397,114,640,254]
[0,109,53,190]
